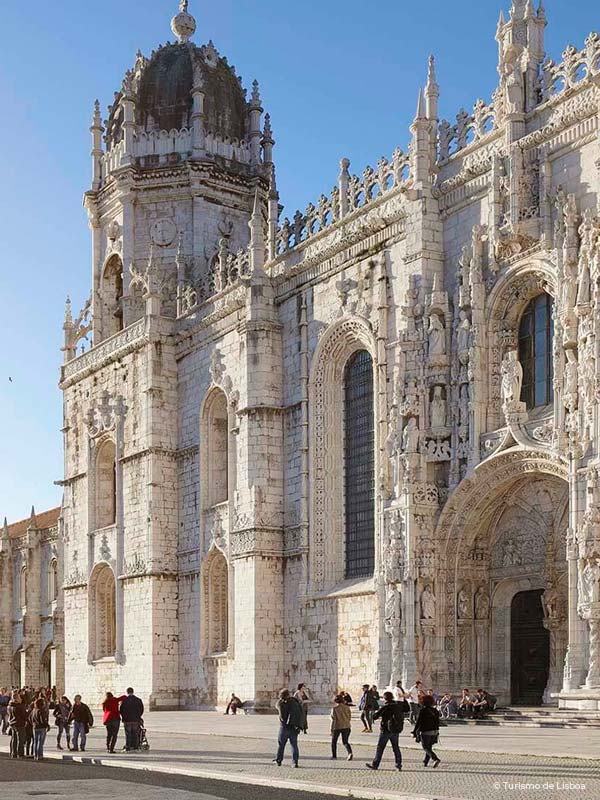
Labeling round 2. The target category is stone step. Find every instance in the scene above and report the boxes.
[444,713,600,729]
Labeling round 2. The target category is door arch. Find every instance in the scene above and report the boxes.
[511,589,550,704]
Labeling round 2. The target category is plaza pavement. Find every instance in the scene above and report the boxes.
[8,711,599,800]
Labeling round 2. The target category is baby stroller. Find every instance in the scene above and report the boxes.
[138,719,150,751]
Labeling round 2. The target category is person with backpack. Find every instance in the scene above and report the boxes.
[365,691,404,771]
[69,694,94,752]
[412,693,441,767]
[31,697,50,761]
[330,694,353,760]
[274,689,303,767]
[358,684,378,733]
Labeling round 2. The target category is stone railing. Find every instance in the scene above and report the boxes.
[540,32,600,102]
[275,148,411,255]
[101,140,125,175]
[204,132,252,164]
[177,247,251,318]
[438,98,497,162]
[61,317,146,383]
[134,127,192,159]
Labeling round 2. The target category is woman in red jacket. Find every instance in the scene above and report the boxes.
[102,691,126,753]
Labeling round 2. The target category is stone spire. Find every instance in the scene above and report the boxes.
[28,506,37,529]
[171,0,196,44]
[249,188,266,273]
[414,87,426,121]
[249,80,263,166]
[262,113,274,164]
[425,55,439,121]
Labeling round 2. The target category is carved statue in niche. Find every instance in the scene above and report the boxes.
[542,587,561,623]
[430,386,446,430]
[457,311,471,364]
[581,559,600,606]
[500,43,524,115]
[402,417,420,453]
[503,537,521,568]
[385,405,403,497]
[399,377,419,417]
[457,588,471,620]
[421,584,436,620]
[428,313,446,358]
[501,350,523,407]
[459,383,470,428]
[475,587,490,620]
[564,348,578,410]
[577,209,595,310]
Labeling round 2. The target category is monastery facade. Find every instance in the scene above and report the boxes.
[4,1,600,711]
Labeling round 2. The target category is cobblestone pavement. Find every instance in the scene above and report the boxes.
[0,758,338,800]
[142,710,600,760]
[7,716,599,800]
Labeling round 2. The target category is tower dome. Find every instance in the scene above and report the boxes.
[103,1,259,160]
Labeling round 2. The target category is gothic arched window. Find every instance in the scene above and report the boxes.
[518,294,554,409]
[93,564,116,659]
[343,350,375,578]
[19,566,27,609]
[48,559,58,604]
[205,552,229,654]
[205,390,229,507]
[96,440,117,529]
[103,255,124,337]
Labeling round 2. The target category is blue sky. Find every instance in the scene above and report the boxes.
[0,0,596,523]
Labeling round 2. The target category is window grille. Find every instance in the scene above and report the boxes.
[518,294,554,409]
[343,350,375,578]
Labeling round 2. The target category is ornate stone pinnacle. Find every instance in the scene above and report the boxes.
[263,113,273,141]
[171,0,196,43]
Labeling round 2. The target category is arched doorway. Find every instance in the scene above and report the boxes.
[511,590,549,704]
[437,451,569,705]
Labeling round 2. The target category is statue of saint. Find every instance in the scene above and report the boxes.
[475,587,490,620]
[402,417,420,453]
[421,585,436,620]
[564,348,578,405]
[457,311,471,363]
[501,350,523,406]
[428,313,446,358]
[430,386,446,429]
[457,588,470,620]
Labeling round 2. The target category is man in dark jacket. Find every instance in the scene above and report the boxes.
[120,687,144,752]
[366,691,403,771]
[69,695,94,752]
[7,691,27,758]
[274,689,303,767]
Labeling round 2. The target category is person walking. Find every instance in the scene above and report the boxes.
[293,683,311,734]
[358,684,377,732]
[330,694,353,761]
[31,698,49,761]
[53,696,72,750]
[102,691,126,753]
[7,690,27,759]
[24,698,34,758]
[408,680,423,724]
[119,687,144,752]
[413,694,441,767]
[0,688,10,734]
[365,691,404,772]
[274,689,304,767]
[69,695,94,752]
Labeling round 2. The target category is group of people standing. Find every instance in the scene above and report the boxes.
[1,685,144,760]
[0,686,93,761]
[275,680,441,770]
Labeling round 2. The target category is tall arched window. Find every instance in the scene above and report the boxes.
[205,552,229,654]
[96,440,117,528]
[48,559,58,604]
[518,294,554,409]
[93,565,116,659]
[343,350,375,578]
[103,255,124,337]
[205,390,229,507]
[19,566,27,609]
